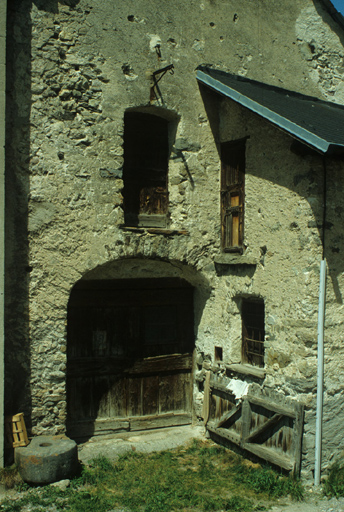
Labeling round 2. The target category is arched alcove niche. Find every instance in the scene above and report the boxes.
[123,106,180,228]
[66,258,210,440]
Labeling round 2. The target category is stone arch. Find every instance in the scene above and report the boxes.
[66,258,210,440]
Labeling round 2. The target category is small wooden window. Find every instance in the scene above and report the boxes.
[221,140,245,251]
[242,299,265,367]
[123,111,169,227]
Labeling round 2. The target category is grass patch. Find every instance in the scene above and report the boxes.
[232,461,304,501]
[0,439,303,512]
[323,462,344,498]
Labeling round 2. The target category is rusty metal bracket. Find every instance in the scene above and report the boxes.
[150,64,175,104]
[152,64,174,83]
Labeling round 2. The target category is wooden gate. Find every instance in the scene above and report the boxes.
[205,375,304,475]
[67,278,194,438]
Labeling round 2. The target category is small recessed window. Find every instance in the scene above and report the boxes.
[214,346,223,362]
[123,111,169,228]
[242,299,265,367]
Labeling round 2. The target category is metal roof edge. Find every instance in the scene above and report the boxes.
[327,143,344,155]
[196,69,330,154]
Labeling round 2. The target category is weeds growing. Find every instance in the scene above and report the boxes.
[0,439,303,512]
[322,462,344,498]
[232,461,304,501]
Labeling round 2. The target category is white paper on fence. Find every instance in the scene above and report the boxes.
[226,379,249,400]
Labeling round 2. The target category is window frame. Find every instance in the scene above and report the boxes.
[241,298,265,368]
[123,111,170,228]
[220,139,246,252]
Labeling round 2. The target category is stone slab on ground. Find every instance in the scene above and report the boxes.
[77,424,205,464]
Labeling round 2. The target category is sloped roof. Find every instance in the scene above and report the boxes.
[196,66,344,154]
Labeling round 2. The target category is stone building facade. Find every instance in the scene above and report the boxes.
[4,0,344,479]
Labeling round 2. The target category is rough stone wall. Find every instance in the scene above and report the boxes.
[296,1,344,102]
[5,0,344,478]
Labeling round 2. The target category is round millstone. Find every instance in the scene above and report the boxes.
[15,435,78,485]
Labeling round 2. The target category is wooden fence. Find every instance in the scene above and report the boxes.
[204,375,304,475]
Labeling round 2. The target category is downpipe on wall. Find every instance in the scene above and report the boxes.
[315,156,327,486]
[314,258,326,487]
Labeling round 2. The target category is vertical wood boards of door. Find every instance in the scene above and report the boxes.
[142,375,159,416]
[108,376,127,418]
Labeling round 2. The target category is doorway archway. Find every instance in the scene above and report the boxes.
[66,277,195,438]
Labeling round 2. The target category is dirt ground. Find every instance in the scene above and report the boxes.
[271,493,344,512]
[269,492,344,512]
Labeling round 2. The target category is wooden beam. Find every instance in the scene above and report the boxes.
[243,442,294,471]
[241,399,251,442]
[67,419,130,439]
[207,425,241,446]
[291,404,304,476]
[130,413,191,431]
[246,395,296,419]
[216,404,241,428]
[245,413,283,443]
[210,380,236,398]
[225,363,265,379]
[68,353,193,377]
[202,371,211,426]
[129,354,193,374]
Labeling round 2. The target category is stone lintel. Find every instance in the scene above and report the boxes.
[214,254,258,266]
[119,225,189,236]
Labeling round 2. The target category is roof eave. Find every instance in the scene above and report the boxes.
[196,69,334,155]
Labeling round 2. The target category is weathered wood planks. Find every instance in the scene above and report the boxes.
[207,376,304,475]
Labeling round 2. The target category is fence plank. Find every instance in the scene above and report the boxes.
[217,405,241,428]
[246,413,283,443]
[206,380,304,475]
[241,399,251,443]
[242,442,294,471]
[291,404,304,476]
[202,371,211,426]
[207,425,241,446]
[246,395,296,419]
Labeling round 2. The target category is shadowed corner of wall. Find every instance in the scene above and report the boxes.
[324,246,343,304]
[332,277,342,303]
[5,0,32,465]
[198,81,221,148]
[32,0,80,14]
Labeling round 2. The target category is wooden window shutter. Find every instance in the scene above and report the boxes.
[221,140,245,251]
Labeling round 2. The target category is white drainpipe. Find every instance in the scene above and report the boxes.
[314,258,326,486]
